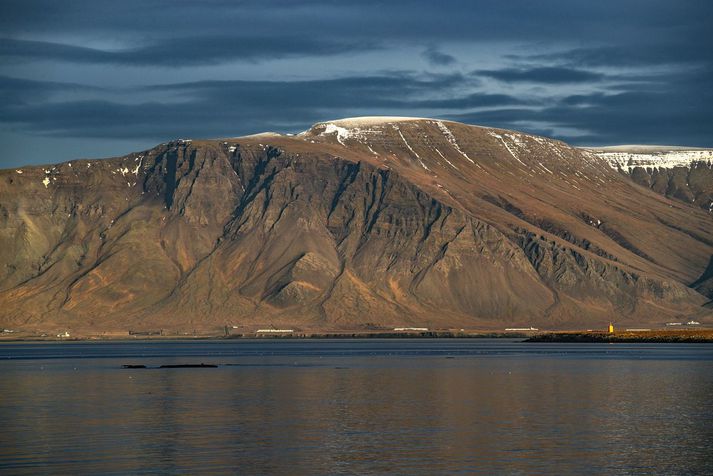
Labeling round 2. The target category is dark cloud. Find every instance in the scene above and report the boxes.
[0,73,477,139]
[477,67,604,84]
[521,43,713,68]
[414,93,527,109]
[2,63,711,159]
[421,47,456,66]
[2,0,711,45]
[146,73,474,107]
[1,0,712,166]
[0,75,100,104]
[452,67,713,146]
[0,72,534,143]
[0,37,381,66]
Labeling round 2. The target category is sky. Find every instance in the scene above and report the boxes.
[1,0,711,167]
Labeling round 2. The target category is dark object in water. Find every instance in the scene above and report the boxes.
[158,363,218,368]
[122,364,147,369]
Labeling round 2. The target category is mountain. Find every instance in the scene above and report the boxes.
[589,146,713,212]
[1,117,712,335]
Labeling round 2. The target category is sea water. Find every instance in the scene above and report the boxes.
[1,339,712,474]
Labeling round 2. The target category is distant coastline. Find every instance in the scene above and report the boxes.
[1,328,712,343]
[0,330,533,342]
[525,329,713,343]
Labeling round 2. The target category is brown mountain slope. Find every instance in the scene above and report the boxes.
[1,118,711,333]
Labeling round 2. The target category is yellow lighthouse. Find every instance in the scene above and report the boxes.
[608,322,614,334]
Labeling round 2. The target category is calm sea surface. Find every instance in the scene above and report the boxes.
[1,339,712,475]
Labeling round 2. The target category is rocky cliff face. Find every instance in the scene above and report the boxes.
[592,147,713,213]
[1,118,712,333]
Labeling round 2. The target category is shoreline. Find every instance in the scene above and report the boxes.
[1,328,712,343]
[525,330,713,343]
[0,331,534,342]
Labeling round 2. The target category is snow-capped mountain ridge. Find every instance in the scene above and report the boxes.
[594,149,713,172]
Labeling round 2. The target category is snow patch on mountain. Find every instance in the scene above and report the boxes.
[323,123,352,146]
[488,131,526,167]
[437,121,475,165]
[434,148,458,170]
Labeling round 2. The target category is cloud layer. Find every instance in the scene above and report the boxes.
[1,0,711,166]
